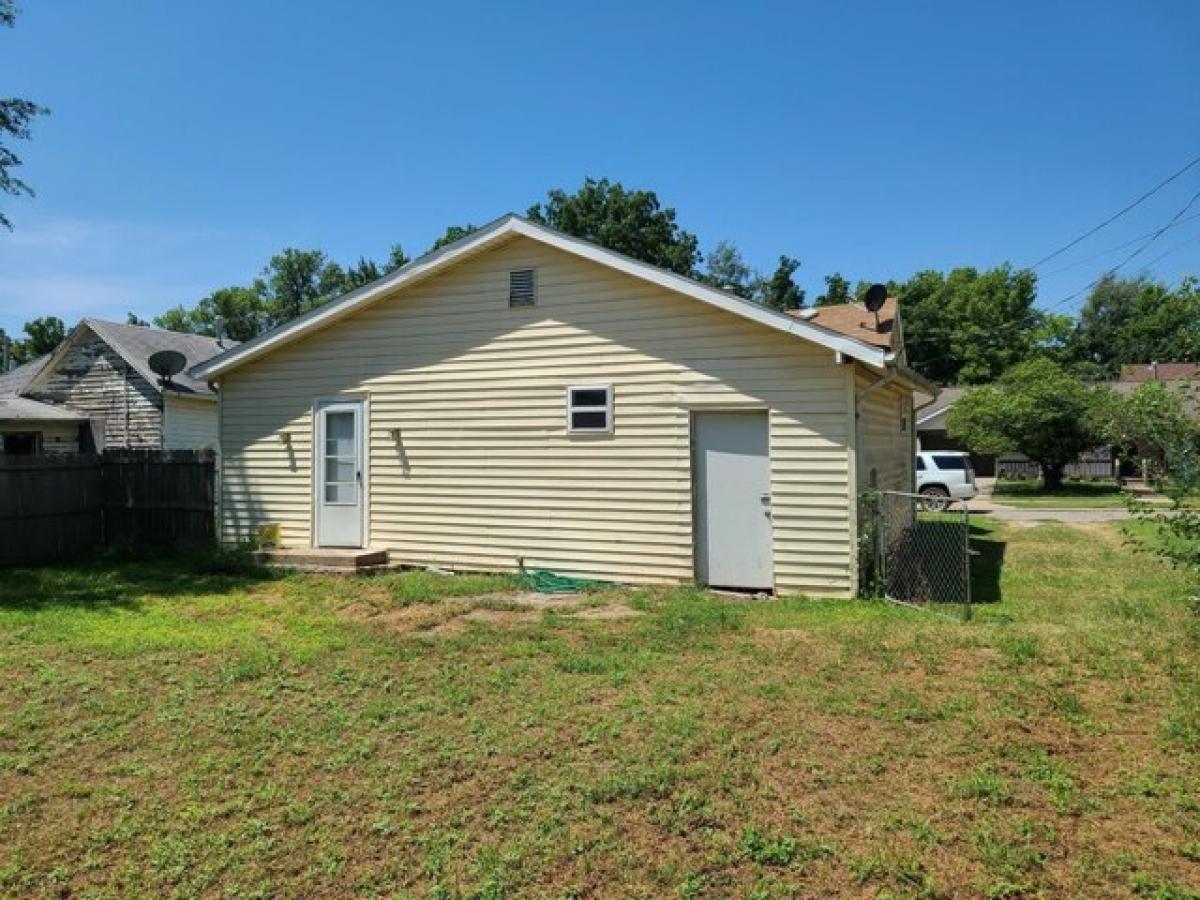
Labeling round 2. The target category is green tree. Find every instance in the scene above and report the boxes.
[386,244,410,270]
[702,240,756,299]
[257,248,348,326]
[126,312,150,326]
[815,273,853,307]
[947,358,1105,489]
[0,1,47,230]
[343,257,382,290]
[428,225,477,253]
[1091,379,1200,478]
[895,265,1042,385]
[155,285,265,342]
[527,177,701,276]
[21,315,65,357]
[760,256,804,311]
[1066,274,1200,377]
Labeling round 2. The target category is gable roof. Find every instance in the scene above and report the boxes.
[0,395,89,423]
[788,298,898,350]
[192,214,898,381]
[0,354,51,396]
[25,320,233,400]
[915,386,967,430]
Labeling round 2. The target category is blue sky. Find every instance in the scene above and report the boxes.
[2,1,1199,339]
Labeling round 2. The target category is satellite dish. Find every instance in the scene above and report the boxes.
[864,283,888,313]
[148,349,187,385]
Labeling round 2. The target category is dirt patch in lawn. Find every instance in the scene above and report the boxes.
[342,591,642,636]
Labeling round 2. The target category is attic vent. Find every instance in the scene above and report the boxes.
[509,269,536,307]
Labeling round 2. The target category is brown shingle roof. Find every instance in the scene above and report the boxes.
[786,298,897,350]
[1119,363,1200,383]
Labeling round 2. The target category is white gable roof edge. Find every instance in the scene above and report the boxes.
[191,214,889,380]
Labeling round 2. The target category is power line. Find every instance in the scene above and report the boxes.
[1134,229,1200,275]
[911,192,1200,374]
[1028,152,1200,270]
[1104,186,1200,275]
[1040,210,1200,277]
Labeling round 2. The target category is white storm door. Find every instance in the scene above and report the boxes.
[693,411,774,590]
[315,400,364,548]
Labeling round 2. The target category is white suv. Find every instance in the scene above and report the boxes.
[916,451,977,508]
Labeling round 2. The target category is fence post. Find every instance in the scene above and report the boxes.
[961,501,972,621]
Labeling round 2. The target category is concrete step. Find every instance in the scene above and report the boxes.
[251,547,389,572]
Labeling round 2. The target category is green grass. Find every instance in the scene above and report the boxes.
[991,479,1136,507]
[1,523,1198,897]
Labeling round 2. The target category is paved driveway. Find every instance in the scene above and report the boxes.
[972,504,1131,523]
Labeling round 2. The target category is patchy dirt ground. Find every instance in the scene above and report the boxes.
[339,590,645,636]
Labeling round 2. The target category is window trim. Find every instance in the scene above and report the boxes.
[566,384,614,434]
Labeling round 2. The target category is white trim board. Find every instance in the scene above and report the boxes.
[191,215,894,381]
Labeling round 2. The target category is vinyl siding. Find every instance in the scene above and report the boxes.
[856,369,914,494]
[219,235,863,596]
[163,395,218,450]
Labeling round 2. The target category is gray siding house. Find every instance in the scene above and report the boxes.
[0,320,229,456]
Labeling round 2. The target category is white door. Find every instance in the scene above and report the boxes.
[693,411,773,590]
[315,400,364,548]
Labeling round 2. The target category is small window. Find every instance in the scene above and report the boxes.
[916,456,926,471]
[933,454,968,470]
[567,384,613,433]
[509,269,536,307]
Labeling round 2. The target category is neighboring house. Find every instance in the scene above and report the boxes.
[193,215,933,597]
[917,363,1200,480]
[1114,363,1200,417]
[912,387,999,474]
[0,319,230,456]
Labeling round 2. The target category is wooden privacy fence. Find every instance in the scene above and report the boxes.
[0,450,215,567]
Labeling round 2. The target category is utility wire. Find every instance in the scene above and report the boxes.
[1040,210,1200,277]
[1028,152,1200,270]
[912,189,1200,374]
[1134,229,1200,275]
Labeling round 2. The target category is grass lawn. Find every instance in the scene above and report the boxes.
[2,525,1199,898]
[991,479,1135,508]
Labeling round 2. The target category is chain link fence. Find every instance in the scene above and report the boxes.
[860,491,972,618]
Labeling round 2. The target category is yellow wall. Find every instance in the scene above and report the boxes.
[218,235,899,596]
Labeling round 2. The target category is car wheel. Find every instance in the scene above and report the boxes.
[919,486,951,511]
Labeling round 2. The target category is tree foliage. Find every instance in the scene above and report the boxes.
[701,241,756,299]
[1066,275,1200,377]
[0,0,48,230]
[947,358,1106,489]
[1091,379,1200,477]
[815,273,852,307]
[894,266,1045,385]
[428,225,477,253]
[760,256,805,311]
[21,316,65,356]
[1,315,66,364]
[527,177,701,276]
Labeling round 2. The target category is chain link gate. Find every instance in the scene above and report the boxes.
[862,491,973,618]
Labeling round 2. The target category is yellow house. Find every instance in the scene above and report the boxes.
[191,216,932,597]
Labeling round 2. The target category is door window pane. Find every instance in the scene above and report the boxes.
[325,411,355,456]
[325,483,355,504]
[325,458,355,485]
